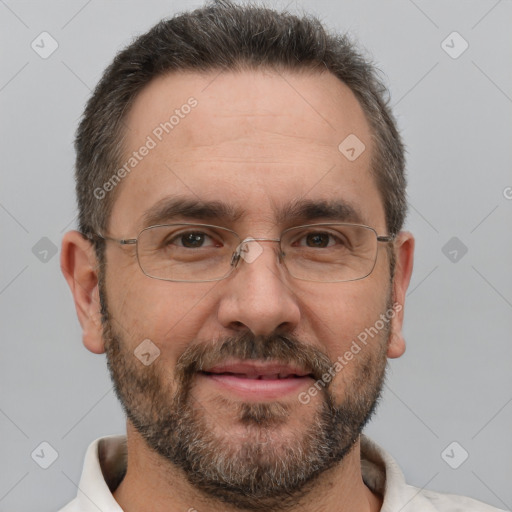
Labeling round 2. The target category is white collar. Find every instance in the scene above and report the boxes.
[62,434,501,512]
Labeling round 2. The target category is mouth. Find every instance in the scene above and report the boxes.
[197,360,315,400]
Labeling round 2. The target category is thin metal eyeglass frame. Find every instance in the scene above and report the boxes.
[89,222,395,283]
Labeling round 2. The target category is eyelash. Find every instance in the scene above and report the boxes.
[165,230,345,249]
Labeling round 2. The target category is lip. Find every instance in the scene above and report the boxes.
[197,359,314,400]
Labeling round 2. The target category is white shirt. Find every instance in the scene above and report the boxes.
[58,434,504,512]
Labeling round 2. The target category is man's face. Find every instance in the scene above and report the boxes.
[99,69,400,509]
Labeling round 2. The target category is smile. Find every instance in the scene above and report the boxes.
[198,360,315,400]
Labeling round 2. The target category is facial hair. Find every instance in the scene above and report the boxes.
[100,279,390,511]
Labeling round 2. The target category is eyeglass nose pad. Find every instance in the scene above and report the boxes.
[230,238,283,268]
[230,250,241,268]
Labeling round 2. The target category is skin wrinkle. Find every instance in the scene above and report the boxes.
[100,277,391,510]
[135,197,367,237]
[109,71,384,508]
[62,68,414,512]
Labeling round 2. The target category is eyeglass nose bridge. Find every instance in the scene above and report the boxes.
[230,236,282,267]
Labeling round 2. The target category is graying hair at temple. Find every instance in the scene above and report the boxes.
[74,0,407,261]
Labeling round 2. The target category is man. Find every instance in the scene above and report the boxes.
[59,1,503,511]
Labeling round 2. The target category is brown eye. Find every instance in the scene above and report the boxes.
[304,233,331,248]
[179,232,207,248]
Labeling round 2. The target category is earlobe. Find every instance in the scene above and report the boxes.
[387,231,415,359]
[61,230,105,354]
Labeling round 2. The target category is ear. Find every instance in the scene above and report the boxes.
[61,230,105,354]
[387,231,415,359]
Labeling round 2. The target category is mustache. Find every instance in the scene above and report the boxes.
[174,331,334,386]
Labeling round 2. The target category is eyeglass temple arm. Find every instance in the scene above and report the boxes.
[86,231,394,246]
[377,235,395,243]
[84,232,137,245]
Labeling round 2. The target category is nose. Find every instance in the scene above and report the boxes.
[217,238,301,336]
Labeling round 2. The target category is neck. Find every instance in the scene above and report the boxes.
[113,423,382,512]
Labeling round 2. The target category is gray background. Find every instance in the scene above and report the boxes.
[1,0,511,510]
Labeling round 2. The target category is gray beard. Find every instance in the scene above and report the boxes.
[100,286,389,511]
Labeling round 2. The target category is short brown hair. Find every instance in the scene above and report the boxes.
[75,0,407,251]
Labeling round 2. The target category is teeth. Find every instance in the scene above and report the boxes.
[279,373,291,379]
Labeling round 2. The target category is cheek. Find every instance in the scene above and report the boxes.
[295,271,390,378]
[298,265,389,335]
[315,299,387,361]
[105,266,218,356]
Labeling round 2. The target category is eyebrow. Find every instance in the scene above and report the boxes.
[276,197,365,225]
[142,196,245,227]
[141,196,366,228]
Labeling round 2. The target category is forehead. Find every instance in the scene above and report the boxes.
[109,69,384,234]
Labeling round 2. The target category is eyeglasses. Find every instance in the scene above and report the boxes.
[91,223,394,283]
